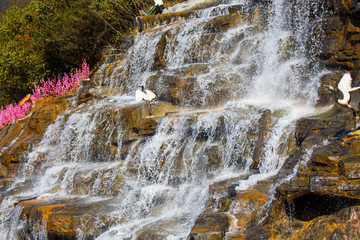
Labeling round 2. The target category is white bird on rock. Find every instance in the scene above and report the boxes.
[135,85,157,102]
[135,85,157,116]
[323,73,360,132]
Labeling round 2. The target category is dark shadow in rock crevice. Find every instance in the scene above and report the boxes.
[285,193,360,221]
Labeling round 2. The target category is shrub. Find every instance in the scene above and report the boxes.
[31,60,90,101]
[0,60,89,129]
[0,102,33,129]
[0,0,152,106]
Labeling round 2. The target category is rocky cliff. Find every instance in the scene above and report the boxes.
[2,0,360,239]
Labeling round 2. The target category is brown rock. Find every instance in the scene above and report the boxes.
[18,198,117,239]
[0,95,73,178]
[251,109,273,171]
[189,210,229,240]
[339,156,360,179]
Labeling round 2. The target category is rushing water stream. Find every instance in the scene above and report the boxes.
[0,0,327,239]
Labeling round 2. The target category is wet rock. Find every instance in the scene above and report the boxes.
[207,144,223,172]
[88,54,127,91]
[76,78,94,105]
[189,210,229,240]
[18,198,117,239]
[339,156,360,179]
[246,203,360,239]
[0,96,73,178]
[189,175,269,240]
[324,0,359,15]
[134,6,270,107]
[72,166,123,197]
[4,0,360,239]
[133,218,193,240]
[70,101,179,162]
[258,105,360,239]
[119,35,134,53]
[227,189,268,236]
[295,106,353,148]
[250,109,273,171]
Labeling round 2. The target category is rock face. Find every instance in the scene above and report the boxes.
[317,0,360,104]
[243,105,360,239]
[0,95,74,180]
[3,0,360,239]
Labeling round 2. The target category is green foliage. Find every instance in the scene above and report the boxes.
[0,0,31,15]
[0,3,47,105]
[0,0,152,106]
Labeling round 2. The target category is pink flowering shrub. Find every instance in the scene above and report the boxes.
[0,102,33,128]
[30,60,90,101]
[0,60,90,129]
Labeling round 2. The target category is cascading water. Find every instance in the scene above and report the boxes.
[0,0,327,239]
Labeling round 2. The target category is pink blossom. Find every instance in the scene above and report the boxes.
[30,60,90,102]
[0,102,33,128]
[1,60,90,129]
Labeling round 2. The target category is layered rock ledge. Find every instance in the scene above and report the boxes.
[2,0,360,239]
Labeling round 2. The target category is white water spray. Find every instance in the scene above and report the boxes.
[0,0,326,239]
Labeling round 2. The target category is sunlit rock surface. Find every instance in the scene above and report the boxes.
[0,95,74,179]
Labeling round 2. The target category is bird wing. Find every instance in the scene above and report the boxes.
[136,90,147,101]
[338,73,352,92]
[350,86,360,92]
[337,73,352,103]
[144,90,157,101]
[349,88,360,112]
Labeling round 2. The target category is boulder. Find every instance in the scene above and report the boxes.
[17,198,117,239]
[0,95,74,178]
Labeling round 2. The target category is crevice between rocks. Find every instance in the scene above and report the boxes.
[285,193,360,221]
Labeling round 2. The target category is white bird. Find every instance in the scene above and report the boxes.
[135,85,157,116]
[323,73,360,131]
[135,85,157,102]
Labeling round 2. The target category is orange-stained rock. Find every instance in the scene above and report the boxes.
[251,109,273,171]
[189,210,229,239]
[240,102,360,239]
[3,0,360,239]
[18,197,118,239]
[0,95,74,178]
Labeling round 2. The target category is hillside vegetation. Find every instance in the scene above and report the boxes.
[0,0,31,14]
[0,0,153,106]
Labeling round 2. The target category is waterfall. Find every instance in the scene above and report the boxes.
[0,0,326,239]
